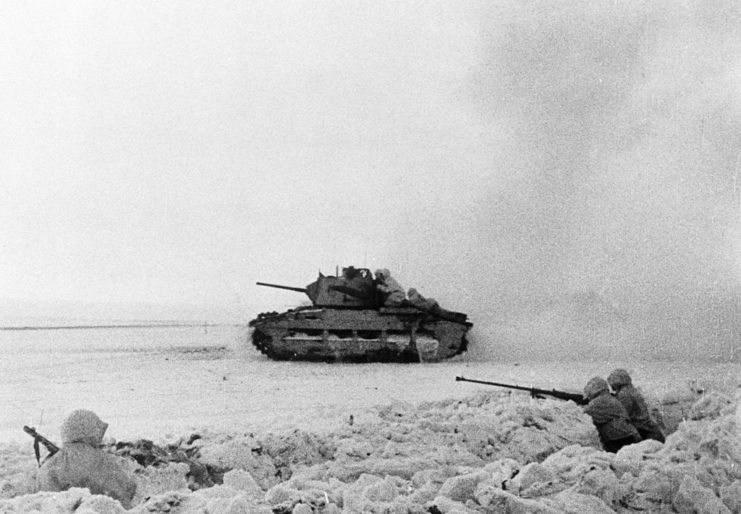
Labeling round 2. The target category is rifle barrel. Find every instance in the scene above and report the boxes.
[455,376,533,392]
[455,376,586,405]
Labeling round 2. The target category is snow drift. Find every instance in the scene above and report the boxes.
[1,384,738,513]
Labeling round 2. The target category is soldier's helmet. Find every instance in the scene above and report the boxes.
[583,377,610,401]
[375,269,390,279]
[607,369,632,389]
[60,409,109,445]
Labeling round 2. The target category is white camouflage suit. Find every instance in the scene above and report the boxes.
[374,268,406,306]
[36,409,137,508]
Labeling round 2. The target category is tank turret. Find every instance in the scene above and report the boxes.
[256,267,378,308]
[249,266,472,363]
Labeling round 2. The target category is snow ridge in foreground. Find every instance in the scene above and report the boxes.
[0,388,739,513]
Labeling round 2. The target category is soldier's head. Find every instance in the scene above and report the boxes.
[607,369,632,390]
[583,377,610,401]
[60,409,109,446]
[375,269,390,280]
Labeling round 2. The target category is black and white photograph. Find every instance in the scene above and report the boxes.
[1,1,740,512]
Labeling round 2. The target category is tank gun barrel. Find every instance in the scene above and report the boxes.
[256,282,307,294]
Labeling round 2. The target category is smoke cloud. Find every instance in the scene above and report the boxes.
[393,0,741,362]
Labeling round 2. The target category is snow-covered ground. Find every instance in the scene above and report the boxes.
[1,325,739,513]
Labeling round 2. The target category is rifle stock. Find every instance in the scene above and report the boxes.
[455,376,587,405]
[23,426,60,466]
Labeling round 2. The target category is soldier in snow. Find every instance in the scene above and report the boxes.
[36,409,137,508]
[607,368,665,443]
[583,377,642,453]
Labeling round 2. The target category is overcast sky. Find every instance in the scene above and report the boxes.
[2,1,491,308]
[2,1,741,351]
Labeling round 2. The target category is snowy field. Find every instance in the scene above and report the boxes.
[0,325,739,512]
[2,325,738,444]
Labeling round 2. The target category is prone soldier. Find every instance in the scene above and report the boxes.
[583,377,642,453]
[607,369,665,443]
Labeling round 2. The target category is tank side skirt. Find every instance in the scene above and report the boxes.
[249,309,470,362]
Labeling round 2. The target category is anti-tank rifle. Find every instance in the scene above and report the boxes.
[455,376,588,406]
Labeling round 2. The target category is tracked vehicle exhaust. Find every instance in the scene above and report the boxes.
[248,266,472,363]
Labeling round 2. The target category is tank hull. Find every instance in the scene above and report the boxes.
[249,306,471,363]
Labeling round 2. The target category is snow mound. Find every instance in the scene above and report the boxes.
[0,389,739,513]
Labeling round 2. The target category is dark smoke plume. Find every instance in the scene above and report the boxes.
[395,1,741,362]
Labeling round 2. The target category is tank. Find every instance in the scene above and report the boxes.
[248,266,472,363]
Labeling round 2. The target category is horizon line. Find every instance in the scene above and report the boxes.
[0,322,243,331]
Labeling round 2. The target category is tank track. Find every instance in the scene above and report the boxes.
[250,325,289,360]
[248,308,469,363]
